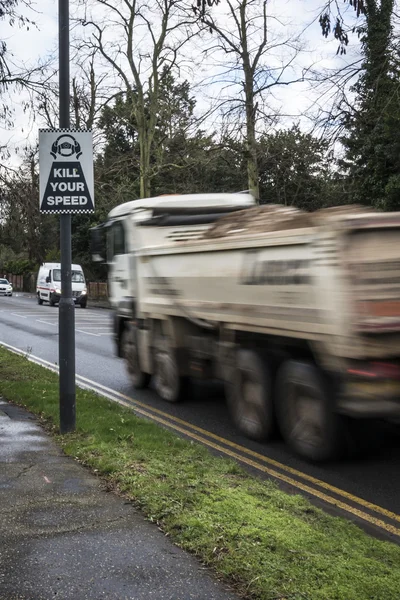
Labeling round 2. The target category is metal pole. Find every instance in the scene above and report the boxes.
[58,0,76,433]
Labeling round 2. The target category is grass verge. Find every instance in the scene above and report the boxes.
[1,346,400,600]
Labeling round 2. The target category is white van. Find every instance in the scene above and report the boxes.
[36,263,87,308]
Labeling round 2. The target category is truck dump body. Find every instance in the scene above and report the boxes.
[138,225,319,334]
[136,204,400,360]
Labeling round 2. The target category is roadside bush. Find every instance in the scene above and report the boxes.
[3,258,36,275]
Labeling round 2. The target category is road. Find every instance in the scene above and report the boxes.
[1,295,400,542]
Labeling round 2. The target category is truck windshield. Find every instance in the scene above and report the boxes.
[53,269,85,283]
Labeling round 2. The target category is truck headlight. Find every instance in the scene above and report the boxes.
[81,289,87,295]
[55,288,61,294]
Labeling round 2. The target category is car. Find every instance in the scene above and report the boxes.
[0,278,13,296]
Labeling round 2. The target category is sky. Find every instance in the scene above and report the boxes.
[0,0,362,166]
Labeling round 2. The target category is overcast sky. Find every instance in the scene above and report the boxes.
[1,0,362,165]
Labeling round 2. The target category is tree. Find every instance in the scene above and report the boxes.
[145,71,247,195]
[338,0,400,209]
[35,49,106,133]
[198,0,303,201]
[94,94,141,217]
[319,0,366,53]
[0,0,48,148]
[78,0,199,198]
[258,125,333,210]
[0,147,59,265]
[0,1,34,89]
[94,71,247,202]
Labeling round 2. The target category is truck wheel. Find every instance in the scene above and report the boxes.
[275,360,346,462]
[37,294,43,305]
[121,325,151,389]
[153,337,188,403]
[225,349,275,441]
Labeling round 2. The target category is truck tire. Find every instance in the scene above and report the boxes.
[37,294,43,305]
[225,349,275,441]
[121,324,151,389]
[153,336,188,403]
[275,360,346,462]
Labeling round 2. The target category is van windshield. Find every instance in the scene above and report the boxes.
[53,269,85,283]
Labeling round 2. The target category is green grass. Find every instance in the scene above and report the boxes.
[1,346,400,600]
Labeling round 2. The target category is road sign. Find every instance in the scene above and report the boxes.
[39,129,94,214]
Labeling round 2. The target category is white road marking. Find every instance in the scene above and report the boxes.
[76,317,112,320]
[0,301,112,337]
[35,319,111,336]
[35,319,110,323]
[74,326,112,330]
[34,320,111,327]
[4,311,47,315]
[34,316,109,322]
[75,321,112,324]
[75,329,100,336]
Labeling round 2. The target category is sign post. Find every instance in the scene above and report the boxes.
[38,0,94,434]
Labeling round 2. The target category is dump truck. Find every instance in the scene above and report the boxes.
[91,193,400,461]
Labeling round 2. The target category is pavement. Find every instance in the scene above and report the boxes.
[0,399,240,600]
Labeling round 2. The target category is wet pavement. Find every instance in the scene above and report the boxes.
[0,399,239,600]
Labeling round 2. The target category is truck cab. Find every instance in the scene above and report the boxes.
[91,192,256,354]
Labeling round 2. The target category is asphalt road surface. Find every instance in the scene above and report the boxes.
[1,295,400,541]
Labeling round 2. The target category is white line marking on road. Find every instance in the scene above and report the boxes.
[75,329,100,336]
[76,318,112,321]
[11,313,28,318]
[36,315,58,322]
[36,317,57,322]
[74,321,111,324]
[33,316,110,321]
[34,320,111,328]
[75,326,112,330]
[3,311,46,315]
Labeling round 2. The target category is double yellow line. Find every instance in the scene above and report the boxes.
[2,341,400,539]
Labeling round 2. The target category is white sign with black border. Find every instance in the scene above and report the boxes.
[39,129,95,214]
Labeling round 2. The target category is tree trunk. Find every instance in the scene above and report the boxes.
[139,127,152,199]
[244,73,259,202]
